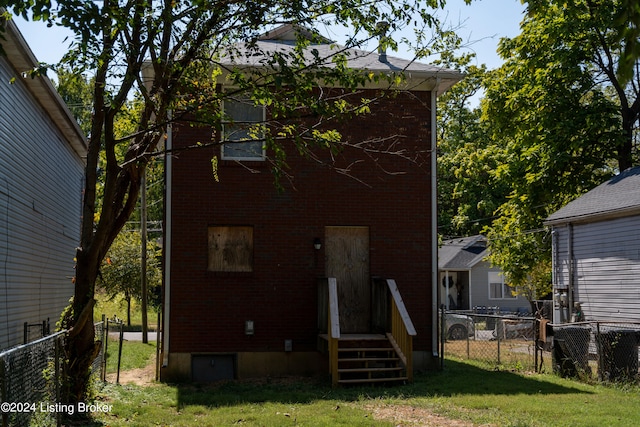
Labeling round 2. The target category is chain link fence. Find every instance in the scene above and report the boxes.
[552,322,640,382]
[441,310,640,384]
[441,310,541,371]
[23,319,50,345]
[0,320,108,427]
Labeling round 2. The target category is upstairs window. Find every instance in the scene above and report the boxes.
[222,94,265,160]
[488,271,516,299]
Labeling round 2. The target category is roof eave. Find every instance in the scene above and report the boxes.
[544,205,640,226]
[2,17,87,160]
[217,64,463,94]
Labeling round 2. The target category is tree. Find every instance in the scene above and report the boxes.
[1,0,452,407]
[482,0,640,299]
[437,62,510,238]
[99,231,161,326]
[54,67,93,136]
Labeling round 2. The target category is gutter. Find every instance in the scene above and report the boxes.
[162,114,172,368]
[431,78,439,357]
[544,205,640,227]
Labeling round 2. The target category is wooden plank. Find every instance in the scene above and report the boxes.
[207,226,253,272]
[325,226,370,333]
[386,280,417,336]
[386,333,407,367]
[338,377,408,384]
[338,367,403,373]
[328,278,340,339]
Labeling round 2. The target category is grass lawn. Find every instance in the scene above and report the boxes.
[91,345,640,427]
[94,288,159,331]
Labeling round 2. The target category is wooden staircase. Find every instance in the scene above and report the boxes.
[334,333,408,385]
[319,277,416,387]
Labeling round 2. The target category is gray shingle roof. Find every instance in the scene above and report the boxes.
[439,235,488,270]
[545,166,640,225]
[220,24,463,93]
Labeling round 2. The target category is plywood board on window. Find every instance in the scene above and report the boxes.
[208,226,253,272]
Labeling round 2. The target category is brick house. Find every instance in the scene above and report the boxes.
[160,24,462,384]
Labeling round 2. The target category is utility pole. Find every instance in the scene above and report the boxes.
[141,169,148,344]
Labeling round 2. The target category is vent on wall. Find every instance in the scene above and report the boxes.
[191,354,236,382]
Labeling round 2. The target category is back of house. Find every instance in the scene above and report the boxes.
[0,19,86,350]
[160,24,462,382]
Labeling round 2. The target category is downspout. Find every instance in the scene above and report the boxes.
[431,78,440,357]
[467,268,473,309]
[162,114,173,368]
[567,223,574,322]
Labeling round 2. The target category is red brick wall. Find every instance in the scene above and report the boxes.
[167,88,434,354]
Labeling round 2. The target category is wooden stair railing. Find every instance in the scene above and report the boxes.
[327,277,341,387]
[385,279,417,382]
[323,277,416,386]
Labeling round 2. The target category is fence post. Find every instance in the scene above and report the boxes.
[155,311,161,381]
[534,318,539,372]
[596,321,602,381]
[103,317,110,382]
[496,317,501,365]
[54,334,61,427]
[440,307,445,369]
[100,315,106,382]
[116,321,124,384]
[466,324,470,359]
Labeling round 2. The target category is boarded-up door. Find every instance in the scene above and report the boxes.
[325,226,370,333]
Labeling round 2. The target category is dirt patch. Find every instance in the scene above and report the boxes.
[105,360,157,386]
[363,403,482,427]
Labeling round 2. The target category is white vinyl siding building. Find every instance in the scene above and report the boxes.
[546,167,640,323]
[0,19,86,350]
[439,235,529,313]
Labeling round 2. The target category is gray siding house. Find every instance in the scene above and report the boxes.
[0,19,86,350]
[545,167,640,324]
[438,235,529,313]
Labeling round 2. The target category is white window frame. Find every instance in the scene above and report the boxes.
[221,92,266,161]
[488,271,516,300]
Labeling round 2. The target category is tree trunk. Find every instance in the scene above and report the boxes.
[617,89,637,173]
[64,249,101,408]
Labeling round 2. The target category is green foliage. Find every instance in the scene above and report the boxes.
[98,231,161,325]
[437,0,640,302]
[481,0,640,294]
[54,67,93,135]
[437,63,510,238]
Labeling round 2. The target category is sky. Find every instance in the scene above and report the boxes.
[12,0,525,72]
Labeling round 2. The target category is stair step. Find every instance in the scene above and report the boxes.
[338,357,399,363]
[338,367,403,374]
[338,376,409,385]
[338,347,393,352]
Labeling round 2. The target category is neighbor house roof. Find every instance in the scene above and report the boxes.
[544,166,640,226]
[439,235,488,270]
[219,24,463,93]
[1,17,86,159]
